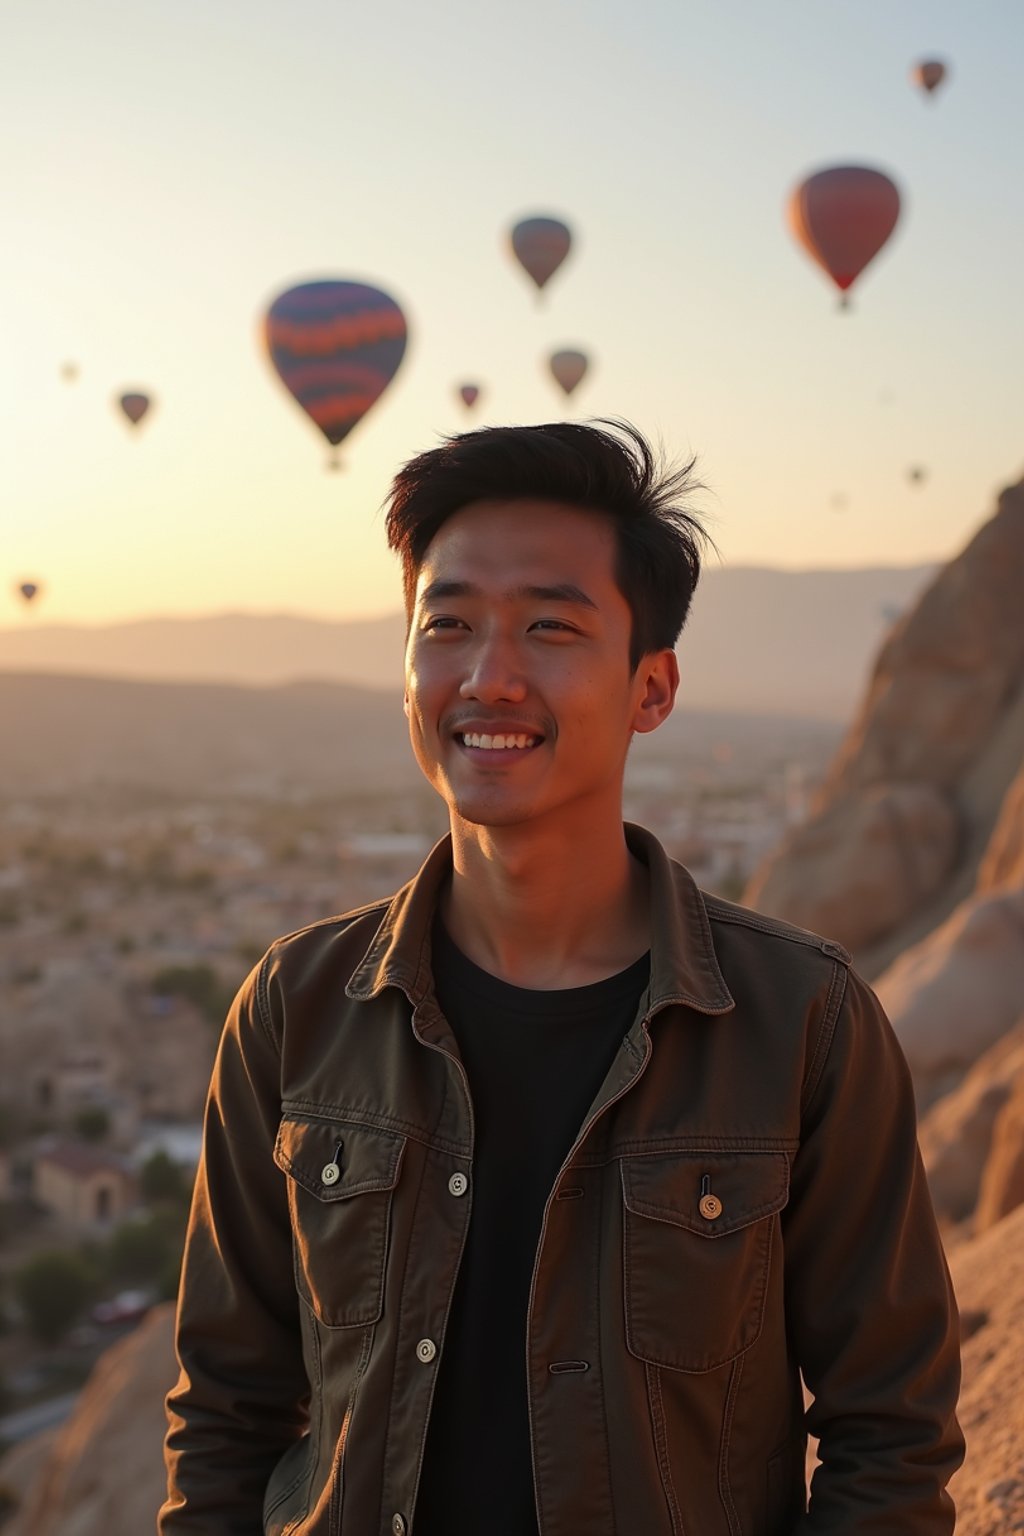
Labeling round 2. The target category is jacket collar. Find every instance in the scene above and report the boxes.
[345,821,735,1018]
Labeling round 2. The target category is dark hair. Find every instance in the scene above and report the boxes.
[384,419,711,671]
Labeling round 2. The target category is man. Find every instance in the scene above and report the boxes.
[162,421,964,1535]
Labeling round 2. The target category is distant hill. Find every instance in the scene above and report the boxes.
[0,672,838,798]
[0,565,935,722]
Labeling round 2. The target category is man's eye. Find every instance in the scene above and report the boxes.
[531,619,574,632]
[422,616,465,632]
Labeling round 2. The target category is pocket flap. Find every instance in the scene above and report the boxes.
[273,1116,405,1202]
[621,1151,789,1237]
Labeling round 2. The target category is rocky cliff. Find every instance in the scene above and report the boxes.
[744,475,1024,979]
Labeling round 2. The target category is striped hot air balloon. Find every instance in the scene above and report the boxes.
[264,280,408,465]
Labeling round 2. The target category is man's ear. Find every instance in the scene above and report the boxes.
[403,693,410,719]
[631,649,679,737]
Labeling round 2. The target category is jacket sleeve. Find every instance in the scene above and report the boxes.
[782,963,965,1533]
[160,953,309,1534]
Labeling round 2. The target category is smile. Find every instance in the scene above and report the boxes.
[456,731,541,750]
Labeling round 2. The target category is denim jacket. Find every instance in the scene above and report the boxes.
[161,823,964,1535]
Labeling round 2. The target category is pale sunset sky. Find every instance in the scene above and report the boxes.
[3,0,1022,626]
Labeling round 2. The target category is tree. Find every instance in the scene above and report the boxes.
[140,1149,189,1208]
[73,1106,110,1144]
[14,1250,96,1345]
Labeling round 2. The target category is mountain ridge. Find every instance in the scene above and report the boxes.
[0,564,935,722]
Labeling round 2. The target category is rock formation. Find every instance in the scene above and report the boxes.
[946,1203,1024,1535]
[975,1070,1024,1234]
[744,475,1024,977]
[918,1019,1024,1222]
[0,1304,175,1536]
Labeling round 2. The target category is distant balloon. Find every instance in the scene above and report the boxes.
[829,492,848,512]
[119,392,152,427]
[548,349,589,396]
[458,383,481,409]
[17,581,41,604]
[60,361,79,383]
[911,59,948,97]
[509,216,572,296]
[264,280,408,462]
[907,465,927,485]
[786,166,901,307]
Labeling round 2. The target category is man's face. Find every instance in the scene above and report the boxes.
[404,498,676,832]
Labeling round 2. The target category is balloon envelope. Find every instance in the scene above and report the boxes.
[264,280,408,451]
[510,217,572,292]
[61,361,79,383]
[17,581,40,604]
[458,383,480,409]
[911,59,947,95]
[549,349,589,396]
[786,166,901,300]
[119,392,152,426]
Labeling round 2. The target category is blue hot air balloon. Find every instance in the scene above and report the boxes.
[264,280,408,463]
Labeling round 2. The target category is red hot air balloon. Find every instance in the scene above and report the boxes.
[911,59,948,97]
[548,349,589,396]
[458,383,480,409]
[264,280,408,465]
[786,166,901,308]
[509,216,572,298]
[17,581,41,604]
[119,391,152,426]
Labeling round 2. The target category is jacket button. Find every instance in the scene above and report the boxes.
[448,1172,468,1197]
[321,1162,340,1186]
[699,1194,723,1220]
[416,1338,437,1363]
[391,1516,407,1535]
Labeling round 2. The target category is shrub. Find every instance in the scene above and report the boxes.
[14,1250,97,1344]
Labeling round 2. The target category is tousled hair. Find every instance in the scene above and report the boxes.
[383,419,712,671]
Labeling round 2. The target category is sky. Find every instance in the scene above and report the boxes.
[3,0,1023,626]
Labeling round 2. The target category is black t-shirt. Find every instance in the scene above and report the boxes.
[414,917,650,1536]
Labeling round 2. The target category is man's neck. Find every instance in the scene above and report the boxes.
[440,813,651,990]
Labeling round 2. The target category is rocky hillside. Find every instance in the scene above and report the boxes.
[744,474,1024,980]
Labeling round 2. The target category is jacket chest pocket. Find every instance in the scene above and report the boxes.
[273,1115,406,1329]
[621,1151,789,1373]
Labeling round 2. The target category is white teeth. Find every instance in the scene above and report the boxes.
[460,732,538,750]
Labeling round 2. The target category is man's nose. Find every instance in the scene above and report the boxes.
[458,635,528,703]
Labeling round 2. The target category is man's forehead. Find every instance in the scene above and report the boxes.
[415,498,617,595]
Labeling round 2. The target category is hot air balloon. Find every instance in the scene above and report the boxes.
[509,217,572,298]
[458,383,481,410]
[907,465,927,485]
[911,59,947,97]
[786,166,902,307]
[60,361,79,383]
[17,581,41,604]
[119,391,152,427]
[548,349,589,396]
[264,280,408,465]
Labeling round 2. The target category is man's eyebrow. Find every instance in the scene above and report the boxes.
[418,579,598,611]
